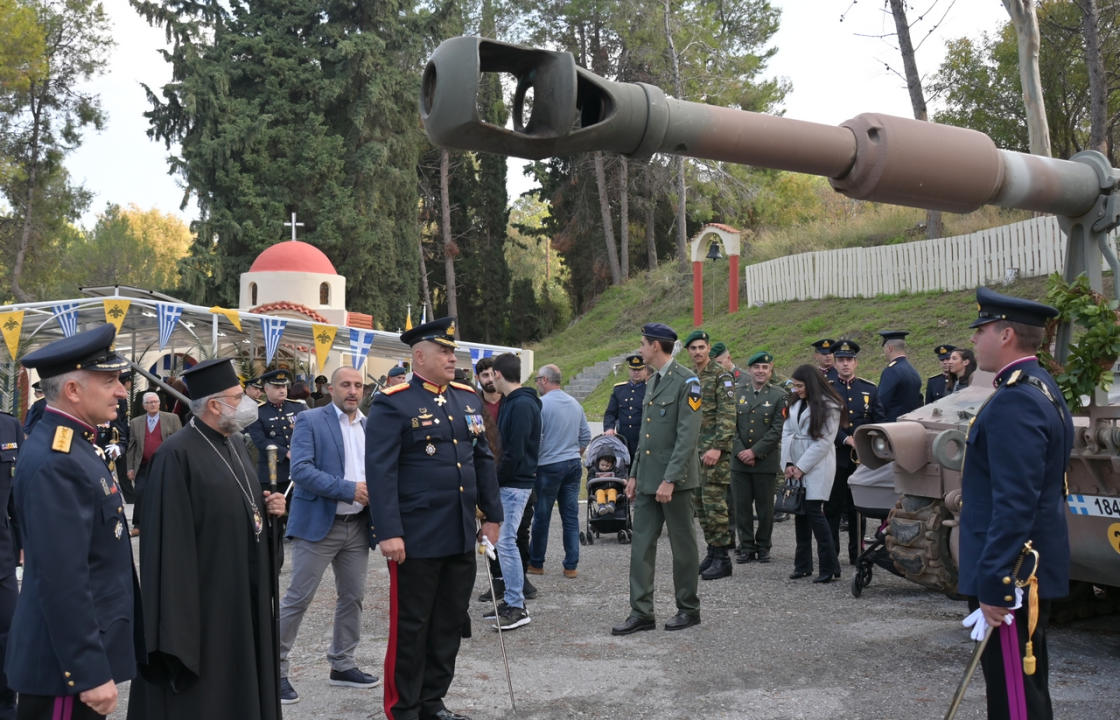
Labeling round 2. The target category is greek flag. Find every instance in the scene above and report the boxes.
[157,303,183,350]
[52,303,78,337]
[262,316,287,365]
[468,347,494,367]
[349,329,375,370]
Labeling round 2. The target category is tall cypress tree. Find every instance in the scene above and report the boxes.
[131,0,422,327]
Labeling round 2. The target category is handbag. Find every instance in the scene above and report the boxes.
[774,476,806,515]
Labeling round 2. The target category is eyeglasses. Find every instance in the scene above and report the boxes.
[213,392,246,403]
[535,376,547,383]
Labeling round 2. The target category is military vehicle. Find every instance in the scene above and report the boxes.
[419,36,1120,611]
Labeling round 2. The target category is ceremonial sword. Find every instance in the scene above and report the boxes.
[943,624,993,720]
[477,522,516,711]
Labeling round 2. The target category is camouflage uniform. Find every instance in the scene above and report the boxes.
[696,361,736,548]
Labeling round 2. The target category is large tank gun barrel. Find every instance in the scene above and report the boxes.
[421,36,1115,217]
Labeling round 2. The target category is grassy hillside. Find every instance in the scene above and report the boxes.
[529,261,1052,419]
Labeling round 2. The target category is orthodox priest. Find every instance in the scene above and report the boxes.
[127,358,285,720]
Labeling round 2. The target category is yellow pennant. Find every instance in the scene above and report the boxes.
[405,308,413,331]
[0,311,23,359]
[209,306,242,331]
[103,299,131,333]
[312,324,337,371]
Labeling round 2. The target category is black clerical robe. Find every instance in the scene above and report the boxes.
[127,419,280,720]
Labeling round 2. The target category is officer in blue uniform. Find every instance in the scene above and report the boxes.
[811,338,839,382]
[22,381,45,437]
[827,340,880,565]
[603,354,647,459]
[876,330,923,422]
[7,324,140,719]
[0,411,21,719]
[247,368,305,495]
[367,316,502,720]
[924,344,955,404]
[959,288,1072,720]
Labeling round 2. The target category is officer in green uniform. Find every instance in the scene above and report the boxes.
[611,323,702,635]
[730,351,787,564]
[683,330,736,580]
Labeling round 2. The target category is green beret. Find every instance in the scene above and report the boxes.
[683,329,709,347]
[709,342,728,359]
[747,350,773,366]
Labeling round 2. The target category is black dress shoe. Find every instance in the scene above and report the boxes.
[734,550,753,564]
[789,570,811,579]
[611,616,655,635]
[756,550,771,564]
[812,573,835,584]
[833,568,842,579]
[424,709,471,720]
[664,611,701,631]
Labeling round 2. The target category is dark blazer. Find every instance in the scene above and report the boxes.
[125,411,182,473]
[0,413,21,576]
[878,356,922,422]
[366,376,502,558]
[958,359,1073,603]
[7,409,139,695]
[289,403,368,543]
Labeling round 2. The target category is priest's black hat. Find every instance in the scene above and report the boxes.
[181,358,241,399]
[21,324,129,379]
[400,317,458,348]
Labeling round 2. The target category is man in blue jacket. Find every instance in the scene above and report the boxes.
[277,366,378,704]
[959,288,1073,720]
[485,353,541,631]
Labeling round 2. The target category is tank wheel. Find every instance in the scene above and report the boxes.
[851,574,863,598]
[579,531,588,546]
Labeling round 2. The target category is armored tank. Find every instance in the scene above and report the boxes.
[419,36,1120,606]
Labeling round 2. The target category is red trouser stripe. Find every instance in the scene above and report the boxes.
[382,559,400,719]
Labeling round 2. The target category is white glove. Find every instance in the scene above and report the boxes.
[961,588,1022,641]
[105,444,122,460]
[478,536,496,560]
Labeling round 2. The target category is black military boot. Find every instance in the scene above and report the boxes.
[701,546,732,580]
[698,544,714,574]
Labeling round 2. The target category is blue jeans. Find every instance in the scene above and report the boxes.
[498,487,532,608]
[529,458,582,570]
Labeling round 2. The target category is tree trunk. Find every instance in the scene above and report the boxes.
[417,233,434,320]
[619,156,629,280]
[440,150,458,332]
[888,0,942,239]
[1080,0,1108,155]
[11,92,43,303]
[1003,0,1052,156]
[645,167,659,271]
[593,152,622,285]
[663,0,688,272]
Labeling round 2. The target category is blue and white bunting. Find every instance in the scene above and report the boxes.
[52,303,78,337]
[261,316,288,365]
[468,347,494,366]
[349,328,375,369]
[156,303,183,350]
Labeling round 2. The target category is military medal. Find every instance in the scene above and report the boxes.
[434,394,447,407]
[114,519,124,539]
[425,442,437,455]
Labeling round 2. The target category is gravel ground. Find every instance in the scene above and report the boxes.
[166,503,1119,720]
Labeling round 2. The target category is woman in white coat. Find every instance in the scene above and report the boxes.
[781,364,848,583]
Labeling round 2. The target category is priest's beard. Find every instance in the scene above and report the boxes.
[218,396,259,433]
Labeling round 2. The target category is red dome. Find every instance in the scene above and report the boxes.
[249,241,337,275]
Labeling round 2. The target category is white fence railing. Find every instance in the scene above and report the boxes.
[743,215,1120,306]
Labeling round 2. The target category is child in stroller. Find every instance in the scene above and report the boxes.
[580,434,634,545]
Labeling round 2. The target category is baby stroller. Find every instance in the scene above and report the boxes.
[848,462,906,597]
[578,434,633,545]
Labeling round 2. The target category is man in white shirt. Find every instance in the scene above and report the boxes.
[278,367,378,704]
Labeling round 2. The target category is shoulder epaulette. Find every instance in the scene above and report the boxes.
[928,373,943,381]
[613,381,627,387]
[450,381,477,393]
[51,425,73,454]
[855,377,877,386]
[383,383,409,396]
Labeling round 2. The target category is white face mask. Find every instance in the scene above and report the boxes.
[218,395,259,431]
